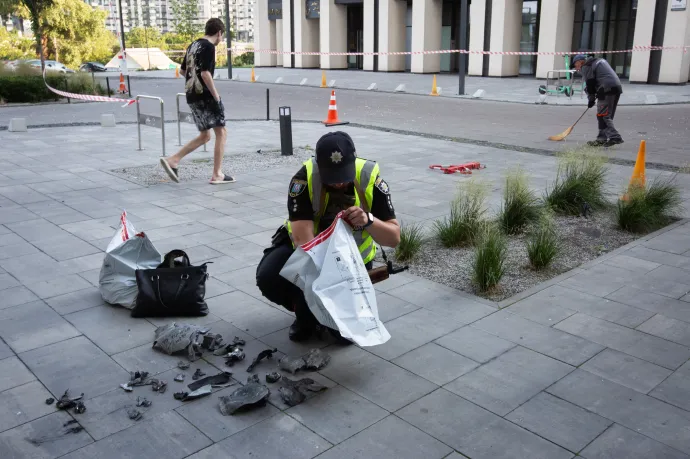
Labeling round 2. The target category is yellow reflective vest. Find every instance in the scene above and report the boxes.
[286,157,379,265]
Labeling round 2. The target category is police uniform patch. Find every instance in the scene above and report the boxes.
[375,176,390,195]
[289,179,307,197]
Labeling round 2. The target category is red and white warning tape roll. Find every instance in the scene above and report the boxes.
[43,70,136,107]
[231,44,689,57]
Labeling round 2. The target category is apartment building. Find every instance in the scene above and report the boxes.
[254,0,690,84]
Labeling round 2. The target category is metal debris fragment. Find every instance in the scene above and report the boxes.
[246,348,278,373]
[127,408,143,421]
[266,372,282,383]
[187,372,233,392]
[174,385,213,401]
[279,349,331,374]
[177,361,190,370]
[120,384,133,392]
[45,398,55,405]
[152,323,210,361]
[174,374,185,382]
[213,337,246,356]
[55,390,84,410]
[136,397,152,408]
[224,348,246,366]
[73,402,86,414]
[192,369,206,380]
[151,379,167,393]
[247,374,260,384]
[219,383,270,415]
[26,421,84,445]
[278,377,327,407]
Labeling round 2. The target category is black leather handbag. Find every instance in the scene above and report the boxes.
[131,250,210,318]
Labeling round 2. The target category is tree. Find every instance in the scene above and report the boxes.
[16,0,53,66]
[170,0,201,42]
[126,26,164,48]
[0,27,35,60]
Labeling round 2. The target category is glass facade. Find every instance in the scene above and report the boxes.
[520,0,540,75]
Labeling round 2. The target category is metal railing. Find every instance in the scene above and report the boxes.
[176,93,207,152]
[135,95,166,156]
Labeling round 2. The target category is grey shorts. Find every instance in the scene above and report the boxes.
[189,98,226,132]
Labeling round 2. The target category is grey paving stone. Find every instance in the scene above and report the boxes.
[207,237,267,264]
[214,265,267,299]
[64,305,157,355]
[315,415,452,459]
[602,254,662,274]
[24,274,92,300]
[0,356,35,392]
[369,309,467,360]
[21,336,129,400]
[205,291,293,338]
[77,268,100,287]
[506,297,576,326]
[0,286,39,309]
[555,313,690,370]
[472,310,605,366]
[435,325,516,363]
[581,423,690,459]
[606,286,690,323]
[559,264,636,297]
[186,229,236,245]
[61,411,212,459]
[0,411,93,459]
[203,277,235,299]
[650,361,690,411]
[57,253,105,275]
[44,287,106,315]
[625,245,690,269]
[186,413,331,459]
[505,392,611,454]
[258,327,334,359]
[397,388,572,459]
[0,185,50,204]
[145,312,221,329]
[76,361,219,440]
[0,252,65,283]
[0,300,81,353]
[0,241,40,260]
[0,206,39,225]
[59,219,117,241]
[548,369,690,455]
[287,385,389,444]
[0,380,58,432]
[320,346,436,412]
[0,338,13,360]
[375,292,420,323]
[386,280,496,323]
[643,231,690,255]
[581,348,672,394]
[373,272,416,293]
[392,343,479,386]
[444,346,573,416]
[0,232,23,247]
[32,234,101,262]
[637,314,690,346]
[0,273,19,291]
[513,285,654,328]
[111,341,193,375]
[4,219,66,242]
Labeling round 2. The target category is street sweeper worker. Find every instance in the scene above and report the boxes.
[571,54,624,148]
[255,131,401,342]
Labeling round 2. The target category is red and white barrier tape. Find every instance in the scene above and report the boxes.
[231,44,689,57]
[43,70,136,107]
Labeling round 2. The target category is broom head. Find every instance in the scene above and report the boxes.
[548,125,574,141]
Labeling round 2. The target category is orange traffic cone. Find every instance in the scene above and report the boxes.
[250,67,256,83]
[118,73,127,94]
[430,75,439,96]
[321,71,327,88]
[175,66,180,78]
[622,140,646,201]
[323,90,349,126]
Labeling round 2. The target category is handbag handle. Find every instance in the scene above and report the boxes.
[162,250,191,268]
[152,273,191,310]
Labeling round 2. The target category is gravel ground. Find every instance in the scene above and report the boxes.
[110,147,314,186]
[394,210,642,302]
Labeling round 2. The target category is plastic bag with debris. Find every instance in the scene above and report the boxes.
[99,211,162,309]
[279,213,390,347]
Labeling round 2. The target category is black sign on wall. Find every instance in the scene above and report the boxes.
[306,0,320,18]
[268,0,282,19]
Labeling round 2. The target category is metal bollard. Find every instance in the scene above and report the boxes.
[135,95,166,156]
[279,106,293,156]
[266,88,270,121]
[176,93,206,151]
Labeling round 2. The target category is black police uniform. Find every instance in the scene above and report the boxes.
[255,132,396,341]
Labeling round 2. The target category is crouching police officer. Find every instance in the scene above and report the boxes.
[256,131,401,342]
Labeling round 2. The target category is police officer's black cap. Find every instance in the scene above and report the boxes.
[315,131,356,184]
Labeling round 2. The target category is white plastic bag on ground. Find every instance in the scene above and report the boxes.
[99,211,162,308]
[280,213,390,347]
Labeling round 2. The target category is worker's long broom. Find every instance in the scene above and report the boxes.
[548,107,590,141]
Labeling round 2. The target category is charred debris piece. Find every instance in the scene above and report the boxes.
[26,420,84,445]
[151,379,167,394]
[279,349,331,374]
[55,390,85,412]
[224,348,246,367]
[174,374,185,383]
[192,369,206,380]
[246,348,278,373]
[136,397,152,408]
[213,337,246,356]
[177,361,190,370]
[45,398,55,405]
[152,323,211,362]
[247,374,260,384]
[127,408,143,421]
[73,402,86,414]
[278,377,327,407]
[266,372,282,383]
[218,383,270,416]
[187,372,233,392]
[120,371,154,391]
[173,385,213,402]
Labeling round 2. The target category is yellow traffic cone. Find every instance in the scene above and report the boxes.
[175,66,180,78]
[430,75,439,96]
[622,140,646,201]
[250,67,256,83]
[321,71,327,88]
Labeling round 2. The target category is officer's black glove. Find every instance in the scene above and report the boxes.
[587,97,595,108]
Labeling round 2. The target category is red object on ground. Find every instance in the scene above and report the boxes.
[429,162,485,174]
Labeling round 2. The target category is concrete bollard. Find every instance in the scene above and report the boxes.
[101,114,116,127]
[8,118,27,132]
[328,80,336,88]
[367,83,377,91]
[275,77,284,84]
[645,94,658,104]
[472,89,486,99]
[300,78,308,86]
[394,84,406,92]
[535,94,548,104]
[232,74,239,81]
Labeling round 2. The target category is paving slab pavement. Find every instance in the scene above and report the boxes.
[1,122,690,458]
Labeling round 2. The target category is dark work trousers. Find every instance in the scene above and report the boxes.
[256,241,372,328]
[596,93,622,141]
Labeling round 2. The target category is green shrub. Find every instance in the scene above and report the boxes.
[545,152,608,215]
[395,222,425,262]
[526,212,559,270]
[473,225,508,292]
[499,169,541,234]
[434,180,488,247]
[617,176,682,233]
[0,68,107,103]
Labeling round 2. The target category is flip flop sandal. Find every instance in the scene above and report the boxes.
[159,158,179,183]
[210,175,236,185]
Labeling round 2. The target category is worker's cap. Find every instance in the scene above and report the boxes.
[570,54,588,69]
[315,131,357,184]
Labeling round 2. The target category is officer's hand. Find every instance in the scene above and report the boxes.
[588,97,595,108]
[343,207,368,227]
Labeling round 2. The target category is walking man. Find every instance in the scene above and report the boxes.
[160,18,235,184]
[571,54,624,148]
